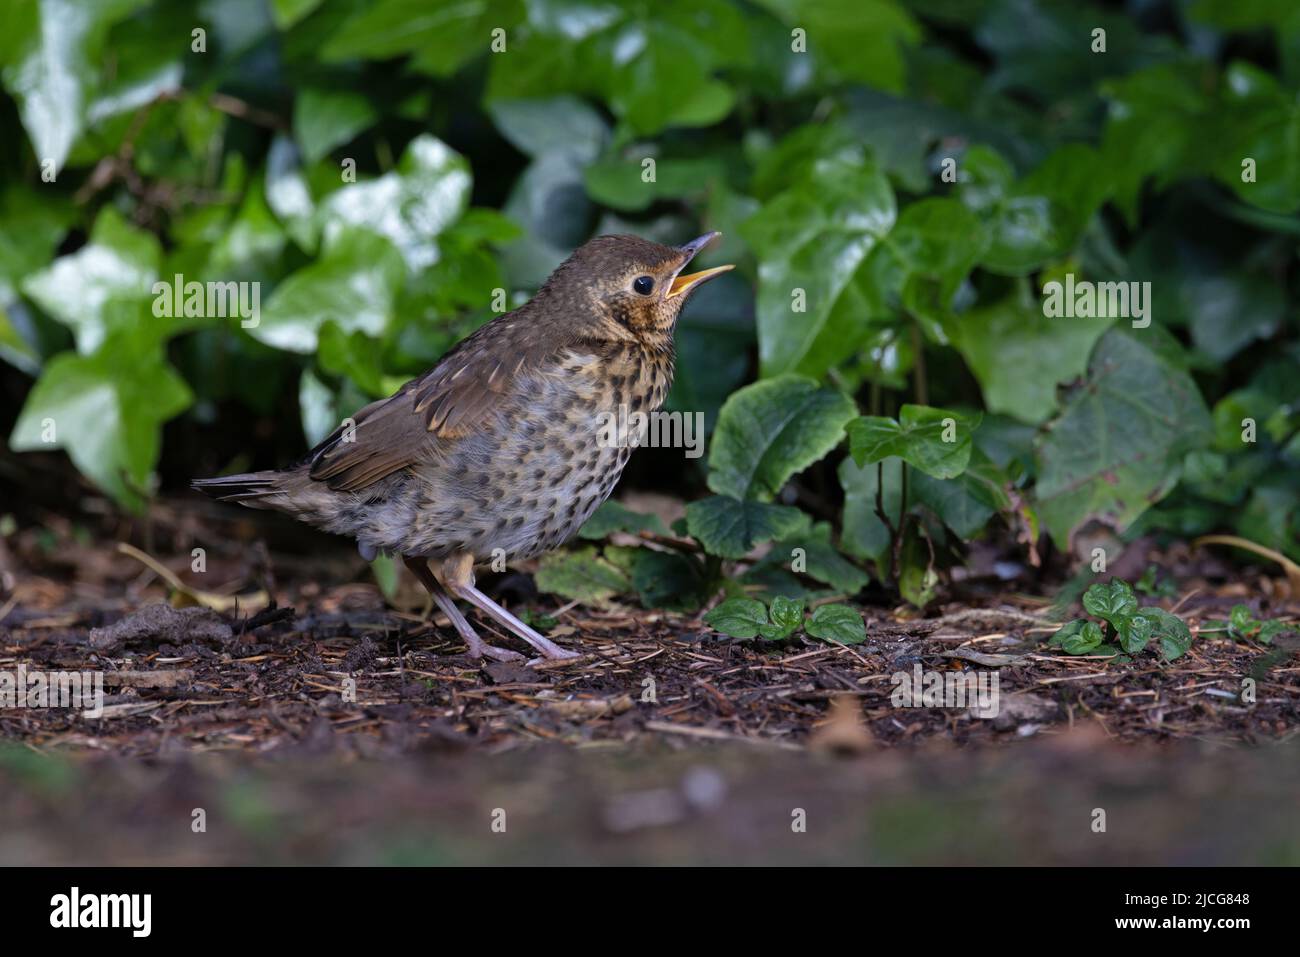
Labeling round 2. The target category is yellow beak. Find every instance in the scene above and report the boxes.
[666,264,734,298]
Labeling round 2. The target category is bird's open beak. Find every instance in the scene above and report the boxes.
[667,232,734,299]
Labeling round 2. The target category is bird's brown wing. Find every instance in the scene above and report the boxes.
[305,314,563,492]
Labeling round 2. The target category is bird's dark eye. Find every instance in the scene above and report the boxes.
[632,275,654,296]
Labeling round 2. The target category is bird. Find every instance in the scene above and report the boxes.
[194,232,733,663]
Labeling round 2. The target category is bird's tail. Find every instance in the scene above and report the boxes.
[191,470,288,510]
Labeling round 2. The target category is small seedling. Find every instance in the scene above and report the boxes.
[704,596,866,646]
[1049,578,1193,660]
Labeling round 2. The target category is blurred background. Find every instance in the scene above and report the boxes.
[0,0,1296,568]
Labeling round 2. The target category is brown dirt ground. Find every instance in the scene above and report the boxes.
[2,498,1299,864]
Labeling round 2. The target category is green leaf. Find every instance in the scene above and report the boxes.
[9,335,191,511]
[1082,580,1139,625]
[760,595,805,640]
[1212,62,1300,214]
[21,206,161,355]
[947,290,1113,424]
[0,307,39,375]
[751,0,920,93]
[847,405,981,480]
[1134,607,1193,660]
[858,197,988,328]
[957,145,1112,275]
[708,374,856,501]
[704,597,770,639]
[1035,329,1212,547]
[0,0,146,173]
[805,603,867,645]
[1100,63,1208,224]
[742,155,896,378]
[600,21,735,135]
[0,184,73,298]
[251,227,405,353]
[578,501,668,540]
[534,546,631,605]
[317,321,387,397]
[623,548,710,612]
[294,88,377,164]
[319,133,472,273]
[370,553,399,602]
[1229,603,1258,638]
[584,156,725,212]
[771,521,870,594]
[1115,612,1153,654]
[298,368,338,447]
[1049,619,1105,655]
[487,96,608,163]
[898,525,938,608]
[838,456,902,572]
[686,495,809,559]
[271,0,323,30]
[321,0,522,75]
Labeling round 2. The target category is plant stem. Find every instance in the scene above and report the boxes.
[911,321,928,406]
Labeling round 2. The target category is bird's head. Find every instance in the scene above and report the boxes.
[539,232,733,343]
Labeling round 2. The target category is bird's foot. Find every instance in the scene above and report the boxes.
[468,639,526,663]
[526,646,583,667]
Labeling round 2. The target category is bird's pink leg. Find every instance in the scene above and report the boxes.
[403,556,523,662]
[437,553,581,662]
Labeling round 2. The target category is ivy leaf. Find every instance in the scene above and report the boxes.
[21,206,161,355]
[685,495,809,559]
[319,134,471,273]
[805,603,867,645]
[838,456,902,573]
[751,0,920,93]
[1049,619,1105,655]
[708,374,856,501]
[1100,63,1206,224]
[1035,329,1211,547]
[584,156,725,212]
[623,548,710,612]
[947,290,1112,425]
[9,334,191,511]
[320,0,522,76]
[0,0,146,173]
[847,405,981,480]
[1212,63,1300,214]
[294,88,377,164]
[704,597,769,639]
[578,501,668,540]
[316,321,387,397]
[742,155,896,378]
[858,197,988,328]
[534,546,631,605]
[488,96,608,163]
[251,227,405,353]
[770,521,870,595]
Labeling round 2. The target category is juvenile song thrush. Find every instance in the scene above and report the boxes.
[195,233,733,662]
